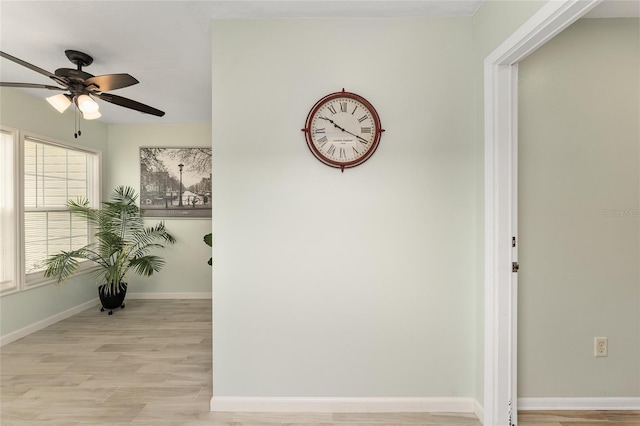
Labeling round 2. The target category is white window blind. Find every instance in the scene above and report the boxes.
[23,137,96,281]
[0,129,17,294]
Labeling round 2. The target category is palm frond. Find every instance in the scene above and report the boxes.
[129,223,176,257]
[129,255,166,276]
[110,185,139,205]
[43,251,81,284]
[43,247,107,284]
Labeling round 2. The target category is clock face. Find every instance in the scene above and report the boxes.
[303,90,383,171]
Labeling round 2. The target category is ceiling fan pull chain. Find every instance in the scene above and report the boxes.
[74,105,79,138]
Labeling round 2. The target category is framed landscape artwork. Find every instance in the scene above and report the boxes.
[139,147,212,219]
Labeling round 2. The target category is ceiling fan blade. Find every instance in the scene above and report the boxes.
[0,51,67,86]
[85,73,139,92]
[0,82,66,90]
[94,92,165,117]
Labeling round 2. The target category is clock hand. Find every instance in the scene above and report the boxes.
[318,116,341,128]
[319,116,348,132]
[341,128,369,144]
[318,116,369,143]
[319,116,349,133]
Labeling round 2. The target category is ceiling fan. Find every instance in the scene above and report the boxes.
[0,49,165,127]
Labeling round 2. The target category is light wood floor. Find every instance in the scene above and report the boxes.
[518,410,640,425]
[1,299,638,425]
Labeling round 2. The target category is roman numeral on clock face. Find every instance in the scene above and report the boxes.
[327,145,336,156]
[340,102,347,112]
[361,127,372,133]
[327,104,337,115]
[317,136,328,147]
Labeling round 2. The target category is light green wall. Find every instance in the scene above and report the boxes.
[473,0,548,60]
[212,18,477,397]
[0,87,108,337]
[471,0,548,404]
[518,18,640,397]
[107,124,212,294]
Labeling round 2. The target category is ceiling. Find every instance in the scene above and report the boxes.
[1,0,637,125]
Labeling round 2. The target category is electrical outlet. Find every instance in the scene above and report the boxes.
[595,337,608,357]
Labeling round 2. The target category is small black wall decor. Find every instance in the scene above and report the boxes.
[139,147,212,219]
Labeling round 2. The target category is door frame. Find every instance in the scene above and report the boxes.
[482,1,602,424]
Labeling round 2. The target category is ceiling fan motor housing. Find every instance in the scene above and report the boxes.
[55,68,94,83]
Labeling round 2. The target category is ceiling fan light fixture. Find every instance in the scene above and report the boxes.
[82,110,102,120]
[76,94,100,114]
[46,93,72,113]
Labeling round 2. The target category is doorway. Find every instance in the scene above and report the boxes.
[517,16,639,410]
[482,1,604,424]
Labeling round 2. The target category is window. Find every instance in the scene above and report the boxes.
[23,135,99,287]
[0,128,100,295]
[0,128,18,295]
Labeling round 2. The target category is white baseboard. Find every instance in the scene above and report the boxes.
[518,397,640,410]
[210,397,477,413]
[127,292,212,299]
[474,399,484,424]
[0,298,98,346]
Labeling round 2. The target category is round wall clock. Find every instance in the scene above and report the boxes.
[302,89,384,172]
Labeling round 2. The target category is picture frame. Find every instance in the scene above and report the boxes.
[139,147,212,219]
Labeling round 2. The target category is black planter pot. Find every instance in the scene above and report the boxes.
[98,283,127,315]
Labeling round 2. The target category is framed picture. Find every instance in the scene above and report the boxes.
[139,147,212,219]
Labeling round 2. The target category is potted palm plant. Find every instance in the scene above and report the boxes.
[44,186,176,314]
